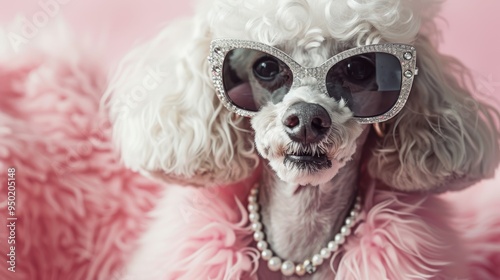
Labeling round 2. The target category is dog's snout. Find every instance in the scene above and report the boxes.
[282,102,331,144]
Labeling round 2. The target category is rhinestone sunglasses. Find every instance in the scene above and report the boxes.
[208,39,418,124]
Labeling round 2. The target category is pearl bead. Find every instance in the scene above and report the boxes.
[268,257,282,271]
[247,203,259,212]
[334,233,345,245]
[345,217,353,226]
[295,264,306,276]
[350,210,358,218]
[249,212,260,222]
[340,225,351,236]
[328,241,338,252]
[248,195,257,203]
[312,254,323,266]
[251,222,262,231]
[253,231,264,241]
[320,248,331,259]
[250,188,259,195]
[256,240,268,251]
[281,260,295,276]
[261,249,272,260]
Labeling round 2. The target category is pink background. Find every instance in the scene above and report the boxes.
[0,0,499,75]
[1,0,499,179]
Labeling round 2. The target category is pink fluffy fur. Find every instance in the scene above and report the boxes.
[120,178,462,279]
[0,24,162,280]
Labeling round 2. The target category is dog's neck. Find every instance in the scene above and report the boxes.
[258,152,361,263]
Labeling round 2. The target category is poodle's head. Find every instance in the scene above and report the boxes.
[105,0,499,192]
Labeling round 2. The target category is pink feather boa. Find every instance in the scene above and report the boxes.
[121,179,475,279]
[1,25,499,280]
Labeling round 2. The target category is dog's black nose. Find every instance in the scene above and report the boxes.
[282,102,331,144]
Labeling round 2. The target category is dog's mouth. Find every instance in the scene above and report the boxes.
[283,150,332,170]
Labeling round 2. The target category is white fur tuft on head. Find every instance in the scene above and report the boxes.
[207,0,443,46]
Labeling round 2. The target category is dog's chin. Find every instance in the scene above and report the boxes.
[269,155,344,186]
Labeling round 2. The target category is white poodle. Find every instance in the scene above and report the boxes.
[104,0,500,279]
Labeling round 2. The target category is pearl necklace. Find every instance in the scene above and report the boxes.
[247,186,361,276]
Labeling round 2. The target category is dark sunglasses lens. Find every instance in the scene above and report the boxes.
[326,52,402,117]
[222,48,293,111]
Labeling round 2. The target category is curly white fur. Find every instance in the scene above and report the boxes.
[103,18,258,186]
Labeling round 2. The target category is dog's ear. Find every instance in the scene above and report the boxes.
[367,36,500,193]
[103,18,258,186]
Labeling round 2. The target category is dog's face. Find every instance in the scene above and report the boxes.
[226,46,364,186]
[217,38,414,186]
[251,87,364,186]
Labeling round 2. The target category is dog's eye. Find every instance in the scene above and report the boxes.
[344,56,375,81]
[253,57,280,81]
